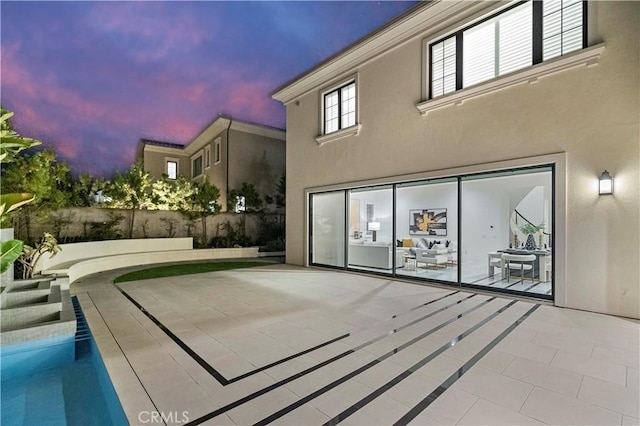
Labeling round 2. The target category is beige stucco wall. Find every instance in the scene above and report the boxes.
[284,1,639,318]
[142,148,189,182]
[228,128,286,199]
[141,122,284,212]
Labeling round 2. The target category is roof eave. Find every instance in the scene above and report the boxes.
[272,0,492,105]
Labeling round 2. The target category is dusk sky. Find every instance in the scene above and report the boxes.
[1,1,417,177]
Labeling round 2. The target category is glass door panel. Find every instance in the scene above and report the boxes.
[395,178,458,283]
[461,167,553,298]
[347,186,394,273]
[310,191,346,268]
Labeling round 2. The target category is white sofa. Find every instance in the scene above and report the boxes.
[400,238,458,266]
[349,242,404,269]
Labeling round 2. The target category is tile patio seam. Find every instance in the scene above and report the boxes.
[185,296,498,425]
[114,281,461,385]
[264,300,521,426]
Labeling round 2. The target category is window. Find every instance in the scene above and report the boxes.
[323,81,356,134]
[429,0,585,98]
[192,155,203,178]
[430,36,457,98]
[166,160,177,180]
[543,0,584,60]
[214,137,221,164]
[234,196,246,213]
[205,146,211,169]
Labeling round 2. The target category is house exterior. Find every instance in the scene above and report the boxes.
[138,116,285,211]
[273,1,639,319]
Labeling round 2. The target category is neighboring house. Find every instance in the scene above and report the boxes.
[138,116,285,211]
[273,1,639,319]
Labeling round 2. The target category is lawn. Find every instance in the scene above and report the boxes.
[113,261,269,283]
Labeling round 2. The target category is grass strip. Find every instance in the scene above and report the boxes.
[114,261,268,283]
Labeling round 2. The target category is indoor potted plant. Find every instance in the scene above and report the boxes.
[519,222,545,250]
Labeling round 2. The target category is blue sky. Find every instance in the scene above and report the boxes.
[1,1,417,176]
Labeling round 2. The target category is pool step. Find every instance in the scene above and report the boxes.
[0,278,77,346]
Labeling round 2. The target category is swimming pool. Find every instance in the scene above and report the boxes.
[1,297,128,426]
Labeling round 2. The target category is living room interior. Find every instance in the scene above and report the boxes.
[311,165,553,299]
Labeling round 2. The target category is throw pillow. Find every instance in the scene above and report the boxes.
[402,238,413,247]
[416,238,429,249]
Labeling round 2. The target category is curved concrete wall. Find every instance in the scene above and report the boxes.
[61,247,259,284]
[38,238,193,272]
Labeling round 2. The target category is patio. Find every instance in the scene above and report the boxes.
[72,262,639,426]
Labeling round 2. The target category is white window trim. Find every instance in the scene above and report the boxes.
[318,75,359,138]
[417,43,604,116]
[214,137,222,165]
[165,158,179,180]
[315,123,362,146]
[205,145,211,170]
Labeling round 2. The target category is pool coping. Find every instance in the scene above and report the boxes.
[76,293,157,426]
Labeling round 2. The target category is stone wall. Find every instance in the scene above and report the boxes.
[23,207,283,245]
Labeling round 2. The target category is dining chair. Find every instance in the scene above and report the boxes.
[502,253,536,283]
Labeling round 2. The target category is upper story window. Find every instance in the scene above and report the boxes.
[323,81,356,134]
[192,155,203,178]
[205,146,211,169]
[543,0,584,60]
[214,137,221,164]
[429,0,585,99]
[166,160,177,180]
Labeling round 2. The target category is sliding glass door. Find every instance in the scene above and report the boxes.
[395,178,458,283]
[308,165,554,300]
[310,191,346,268]
[347,186,394,273]
[461,167,553,296]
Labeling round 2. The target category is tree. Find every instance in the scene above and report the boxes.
[107,160,153,238]
[67,172,109,207]
[0,107,41,273]
[275,173,286,208]
[151,176,194,211]
[188,177,221,245]
[228,182,263,213]
[1,148,72,242]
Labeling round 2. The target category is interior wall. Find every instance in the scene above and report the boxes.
[395,182,458,243]
[349,188,393,243]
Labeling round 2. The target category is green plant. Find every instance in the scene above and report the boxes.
[48,211,76,241]
[210,220,253,248]
[160,217,179,238]
[151,176,194,211]
[107,160,153,238]
[1,147,73,241]
[228,182,263,213]
[91,211,124,240]
[17,232,61,279]
[0,108,41,273]
[188,177,221,243]
[519,222,545,235]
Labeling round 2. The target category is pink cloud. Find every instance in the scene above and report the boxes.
[87,3,212,63]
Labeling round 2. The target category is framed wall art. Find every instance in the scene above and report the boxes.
[409,208,447,236]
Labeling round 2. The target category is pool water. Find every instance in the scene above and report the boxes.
[1,297,128,426]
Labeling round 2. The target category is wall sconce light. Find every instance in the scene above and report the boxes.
[599,170,614,195]
[367,222,381,242]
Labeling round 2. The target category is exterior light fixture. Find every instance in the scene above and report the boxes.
[599,170,614,195]
[368,222,381,242]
